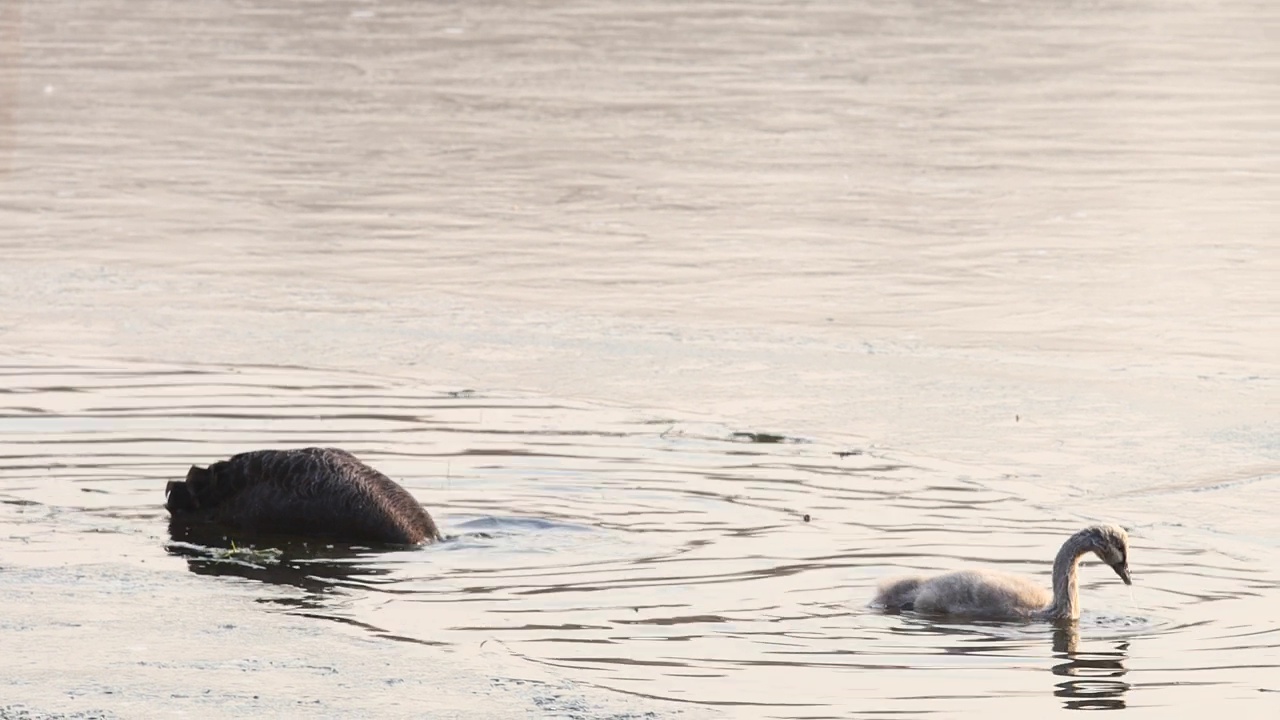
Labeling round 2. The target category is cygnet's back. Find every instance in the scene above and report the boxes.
[908,569,1052,618]
[165,447,441,545]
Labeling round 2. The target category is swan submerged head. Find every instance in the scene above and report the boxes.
[1084,524,1132,586]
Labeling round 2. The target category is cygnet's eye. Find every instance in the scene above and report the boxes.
[1109,545,1127,566]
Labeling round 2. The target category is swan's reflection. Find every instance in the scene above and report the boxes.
[165,518,398,608]
[1051,624,1130,710]
[165,519,456,646]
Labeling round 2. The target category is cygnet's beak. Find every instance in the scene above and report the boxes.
[1111,562,1132,585]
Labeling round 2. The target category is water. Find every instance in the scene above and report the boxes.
[1,361,1275,717]
[1,0,1278,717]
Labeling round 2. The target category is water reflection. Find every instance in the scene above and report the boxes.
[1051,625,1130,711]
[887,617,1132,710]
[165,518,398,604]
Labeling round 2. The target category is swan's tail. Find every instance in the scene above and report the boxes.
[164,465,213,513]
[873,576,925,611]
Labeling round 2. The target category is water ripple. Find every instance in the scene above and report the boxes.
[1,358,1277,716]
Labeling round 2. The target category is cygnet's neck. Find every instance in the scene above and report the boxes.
[1044,530,1097,621]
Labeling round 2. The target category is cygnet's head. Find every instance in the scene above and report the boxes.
[1084,524,1131,585]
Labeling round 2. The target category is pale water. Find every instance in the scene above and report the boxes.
[0,1,1278,718]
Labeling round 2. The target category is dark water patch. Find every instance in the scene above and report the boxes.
[729,432,803,444]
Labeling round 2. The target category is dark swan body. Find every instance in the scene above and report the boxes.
[873,524,1132,621]
[165,447,442,545]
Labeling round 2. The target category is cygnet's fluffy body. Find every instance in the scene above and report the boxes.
[873,524,1131,621]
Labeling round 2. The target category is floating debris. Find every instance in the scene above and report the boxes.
[730,432,790,444]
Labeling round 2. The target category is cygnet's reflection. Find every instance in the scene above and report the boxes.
[886,618,1133,710]
[1051,624,1131,710]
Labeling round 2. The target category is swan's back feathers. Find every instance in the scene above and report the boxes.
[910,569,1052,619]
[165,447,441,545]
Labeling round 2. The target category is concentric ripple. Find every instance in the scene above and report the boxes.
[1,359,1277,717]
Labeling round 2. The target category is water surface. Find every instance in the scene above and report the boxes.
[2,360,1276,718]
[1,0,1278,716]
